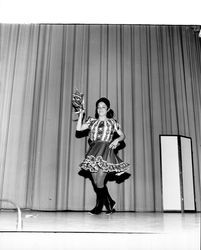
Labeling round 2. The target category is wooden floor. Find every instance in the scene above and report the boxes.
[0,210,200,249]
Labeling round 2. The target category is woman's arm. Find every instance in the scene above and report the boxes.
[109,128,125,149]
[76,110,89,131]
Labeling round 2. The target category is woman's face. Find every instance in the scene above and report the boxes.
[97,102,108,117]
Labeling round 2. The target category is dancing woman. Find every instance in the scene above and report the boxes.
[76,97,129,215]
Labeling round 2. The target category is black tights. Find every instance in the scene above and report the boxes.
[89,170,116,214]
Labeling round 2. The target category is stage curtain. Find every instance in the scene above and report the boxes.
[0,24,200,211]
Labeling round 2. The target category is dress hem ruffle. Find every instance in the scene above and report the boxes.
[79,155,129,173]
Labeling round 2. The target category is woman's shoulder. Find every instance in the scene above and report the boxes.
[85,116,97,123]
[108,118,121,130]
[108,118,118,124]
[86,116,97,121]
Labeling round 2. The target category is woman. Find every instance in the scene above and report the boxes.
[76,97,129,215]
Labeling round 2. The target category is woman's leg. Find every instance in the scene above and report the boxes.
[103,185,116,214]
[91,170,107,188]
[90,170,115,215]
[89,170,107,214]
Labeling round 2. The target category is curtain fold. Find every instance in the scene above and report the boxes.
[0,24,200,211]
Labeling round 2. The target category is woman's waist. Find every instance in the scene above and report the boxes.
[90,139,111,145]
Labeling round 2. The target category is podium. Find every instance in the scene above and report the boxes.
[160,135,196,212]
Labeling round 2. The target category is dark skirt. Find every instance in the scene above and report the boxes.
[79,140,129,173]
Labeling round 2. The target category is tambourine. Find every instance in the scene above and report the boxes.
[72,89,84,114]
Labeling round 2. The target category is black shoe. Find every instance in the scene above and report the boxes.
[89,202,103,215]
[105,208,116,215]
[89,207,102,215]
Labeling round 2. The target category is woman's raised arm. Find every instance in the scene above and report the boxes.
[76,110,89,131]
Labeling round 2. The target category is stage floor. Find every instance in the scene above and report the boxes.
[0,211,200,249]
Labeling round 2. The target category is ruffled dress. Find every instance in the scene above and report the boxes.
[79,117,129,174]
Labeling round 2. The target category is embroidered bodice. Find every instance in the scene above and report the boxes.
[85,117,121,142]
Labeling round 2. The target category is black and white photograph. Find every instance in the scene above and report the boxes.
[0,1,200,249]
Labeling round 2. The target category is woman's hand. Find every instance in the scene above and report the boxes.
[109,139,120,149]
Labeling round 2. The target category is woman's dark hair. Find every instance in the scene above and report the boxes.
[95,97,114,119]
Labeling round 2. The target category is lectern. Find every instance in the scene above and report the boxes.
[160,135,196,212]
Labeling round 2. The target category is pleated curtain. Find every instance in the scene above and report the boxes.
[0,24,200,211]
